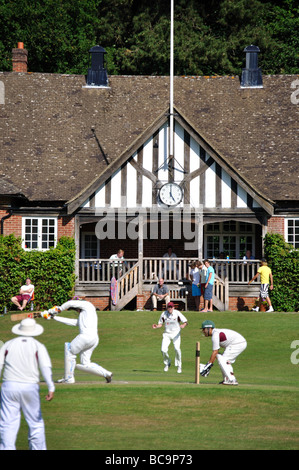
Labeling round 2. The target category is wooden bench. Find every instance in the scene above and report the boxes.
[161,286,188,311]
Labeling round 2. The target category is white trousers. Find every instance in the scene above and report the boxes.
[217,341,247,381]
[152,295,170,309]
[161,331,182,368]
[65,334,112,381]
[0,382,46,450]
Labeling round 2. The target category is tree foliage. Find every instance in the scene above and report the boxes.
[0,234,76,312]
[264,233,299,312]
[0,0,297,75]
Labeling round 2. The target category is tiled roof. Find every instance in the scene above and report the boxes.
[0,72,298,204]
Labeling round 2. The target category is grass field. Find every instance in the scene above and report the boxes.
[0,309,299,451]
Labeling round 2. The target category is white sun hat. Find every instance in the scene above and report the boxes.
[12,318,44,337]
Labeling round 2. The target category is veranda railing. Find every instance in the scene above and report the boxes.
[78,258,261,284]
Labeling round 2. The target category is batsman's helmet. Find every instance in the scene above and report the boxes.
[201,320,215,330]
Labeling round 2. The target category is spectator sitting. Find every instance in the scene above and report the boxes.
[11,278,34,311]
[162,246,179,280]
[243,250,255,263]
[152,278,170,311]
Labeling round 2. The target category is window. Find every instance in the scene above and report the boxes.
[206,235,220,258]
[81,233,100,259]
[204,222,255,258]
[22,217,57,250]
[285,219,299,249]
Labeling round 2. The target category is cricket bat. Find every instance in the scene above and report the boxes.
[10,312,42,322]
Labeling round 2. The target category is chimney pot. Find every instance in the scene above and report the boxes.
[12,42,28,73]
[86,45,108,87]
[240,45,263,88]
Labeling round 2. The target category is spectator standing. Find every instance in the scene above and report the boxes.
[189,261,201,311]
[202,259,215,312]
[248,258,274,312]
[198,261,207,310]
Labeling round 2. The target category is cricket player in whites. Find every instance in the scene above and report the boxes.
[41,300,112,384]
[152,302,188,373]
[200,320,247,385]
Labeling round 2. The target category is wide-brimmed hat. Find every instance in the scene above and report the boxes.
[12,318,44,337]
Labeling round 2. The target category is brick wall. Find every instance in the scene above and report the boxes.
[58,215,75,238]
[76,292,257,312]
[267,216,285,237]
[0,211,22,236]
[79,296,111,311]
[0,211,75,240]
[229,296,256,312]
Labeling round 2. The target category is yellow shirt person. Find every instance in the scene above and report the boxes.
[248,259,274,312]
[258,264,272,284]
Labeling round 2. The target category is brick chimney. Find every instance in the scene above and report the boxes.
[12,42,28,72]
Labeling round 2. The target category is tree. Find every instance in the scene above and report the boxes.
[0,0,297,76]
[264,233,299,312]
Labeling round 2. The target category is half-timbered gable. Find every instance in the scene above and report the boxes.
[78,118,270,214]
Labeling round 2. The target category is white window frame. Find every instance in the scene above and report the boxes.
[285,218,299,249]
[22,217,58,251]
[204,222,255,258]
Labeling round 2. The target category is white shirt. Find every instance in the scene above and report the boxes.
[158,309,188,336]
[162,252,178,271]
[54,300,98,338]
[199,266,207,283]
[0,337,54,392]
[109,254,124,267]
[212,328,246,350]
[21,283,34,295]
[190,267,200,285]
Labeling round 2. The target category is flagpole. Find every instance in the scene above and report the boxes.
[169,0,174,159]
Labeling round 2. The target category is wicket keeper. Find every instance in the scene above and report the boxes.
[200,320,247,385]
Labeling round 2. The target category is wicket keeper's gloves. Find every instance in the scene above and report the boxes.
[200,362,213,377]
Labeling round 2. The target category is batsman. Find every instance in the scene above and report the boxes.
[200,320,247,386]
[41,300,112,384]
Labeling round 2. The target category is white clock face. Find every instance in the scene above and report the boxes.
[159,183,183,206]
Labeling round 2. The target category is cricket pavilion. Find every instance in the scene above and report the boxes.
[0,43,298,311]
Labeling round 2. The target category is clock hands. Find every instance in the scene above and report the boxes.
[159,182,183,206]
[169,184,175,202]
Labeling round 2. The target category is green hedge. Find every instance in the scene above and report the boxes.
[0,234,76,312]
[264,232,299,312]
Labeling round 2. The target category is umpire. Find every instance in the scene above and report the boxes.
[0,318,55,450]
